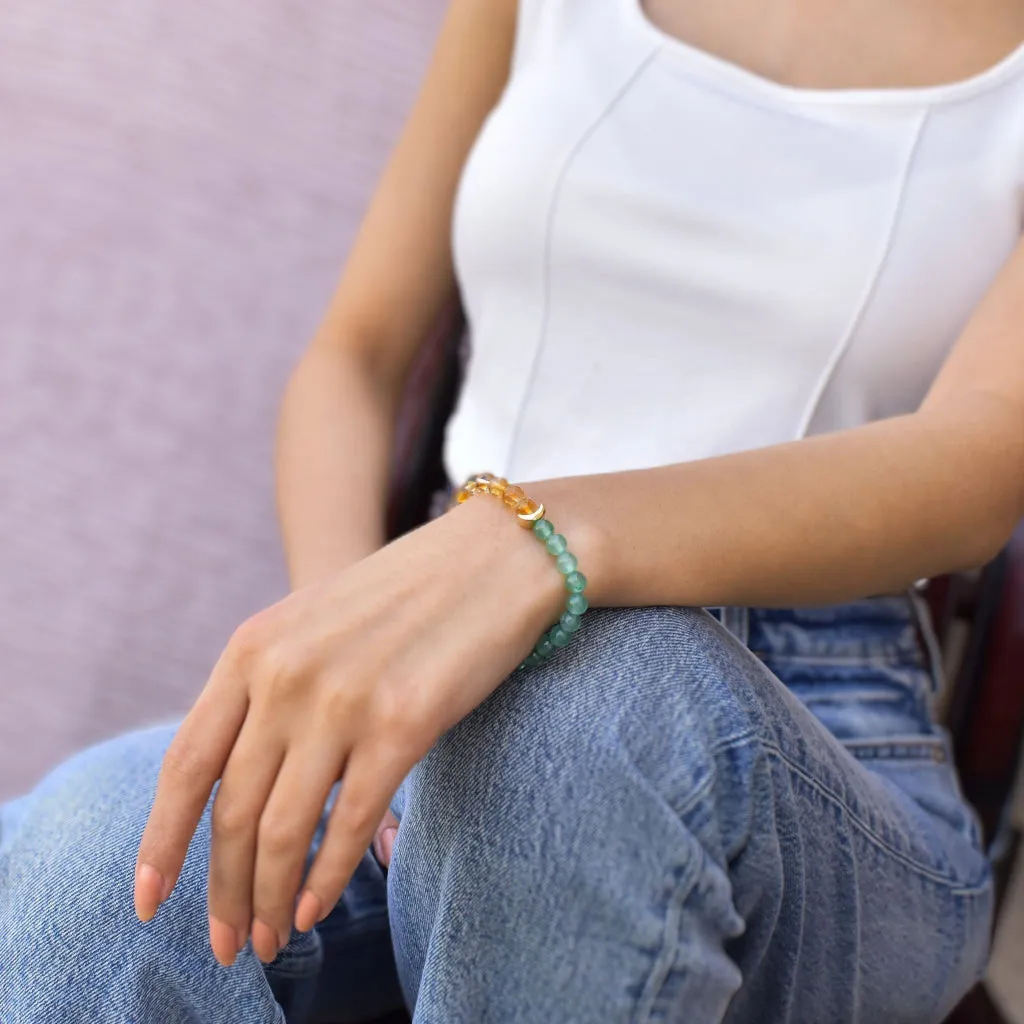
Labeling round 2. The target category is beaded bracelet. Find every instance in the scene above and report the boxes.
[451,473,589,670]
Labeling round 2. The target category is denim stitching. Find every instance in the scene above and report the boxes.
[763,743,989,893]
[672,728,757,819]
[632,835,729,1022]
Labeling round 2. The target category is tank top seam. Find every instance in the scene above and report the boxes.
[795,107,931,439]
[504,44,664,478]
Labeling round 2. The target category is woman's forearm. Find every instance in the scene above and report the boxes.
[276,341,398,589]
[532,393,1024,610]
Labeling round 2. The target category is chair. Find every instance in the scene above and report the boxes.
[930,529,1024,1024]
[384,304,1024,1024]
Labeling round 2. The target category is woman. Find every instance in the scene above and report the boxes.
[3,0,1023,1019]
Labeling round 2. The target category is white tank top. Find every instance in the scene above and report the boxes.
[443,0,1024,485]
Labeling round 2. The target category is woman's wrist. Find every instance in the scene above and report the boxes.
[439,489,567,635]
[440,473,615,667]
[520,477,615,607]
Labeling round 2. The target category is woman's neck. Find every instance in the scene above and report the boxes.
[640,0,1024,91]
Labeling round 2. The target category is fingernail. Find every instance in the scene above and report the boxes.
[134,863,168,922]
[380,827,398,866]
[295,890,322,933]
[252,918,281,963]
[209,915,243,966]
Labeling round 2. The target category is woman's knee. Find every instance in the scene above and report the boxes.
[387,607,759,1010]
[397,606,764,867]
[1,725,290,1021]
[0,724,198,945]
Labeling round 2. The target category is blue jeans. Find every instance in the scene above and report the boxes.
[0,597,993,1022]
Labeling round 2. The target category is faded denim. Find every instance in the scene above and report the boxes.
[0,597,992,1022]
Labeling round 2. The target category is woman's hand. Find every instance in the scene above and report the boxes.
[373,809,401,868]
[133,494,565,966]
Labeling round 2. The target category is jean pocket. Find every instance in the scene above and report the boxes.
[841,734,949,763]
[769,663,936,743]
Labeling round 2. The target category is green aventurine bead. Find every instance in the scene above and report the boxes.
[549,625,571,648]
[565,570,587,593]
[524,653,543,668]
[535,637,555,659]
[567,593,589,615]
[532,519,555,541]
[555,551,577,575]
[545,533,568,556]
[560,611,582,633]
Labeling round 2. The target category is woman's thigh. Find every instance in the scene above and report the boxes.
[0,723,401,1024]
[388,603,993,1024]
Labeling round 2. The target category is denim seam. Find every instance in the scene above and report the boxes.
[646,728,758,820]
[763,743,988,894]
[798,690,907,703]
[750,652,922,667]
[632,830,716,1022]
[842,734,945,749]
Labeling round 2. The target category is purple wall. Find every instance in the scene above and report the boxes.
[0,1,444,797]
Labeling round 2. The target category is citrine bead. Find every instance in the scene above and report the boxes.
[565,571,587,593]
[532,519,555,541]
[502,485,526,508]
[549,625,571,648]
[555,552,577,574]
[449,474,591,667]
[545,533,568,556]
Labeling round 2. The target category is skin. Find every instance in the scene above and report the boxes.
[134,0,1024,969]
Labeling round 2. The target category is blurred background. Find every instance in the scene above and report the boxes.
[0,0,444,798]
[1,2,1023,1020]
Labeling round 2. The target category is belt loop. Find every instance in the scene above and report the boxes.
[907,585,945,696]
[720,606,751,648]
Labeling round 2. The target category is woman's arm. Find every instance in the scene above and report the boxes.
[538,238,1024,610]
[275,0,517,588]
[135,0,1024,967]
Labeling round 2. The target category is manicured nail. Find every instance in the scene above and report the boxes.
[134,863,168,922]
[208,915,243,967]
[295,890,322,933]
[251,918,281,963]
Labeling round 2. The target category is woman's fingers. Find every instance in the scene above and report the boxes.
[134,675,248,923]
[206,718,287,966]
[250,734,347,960]
[372,809,401,868]
[294,744,406,934]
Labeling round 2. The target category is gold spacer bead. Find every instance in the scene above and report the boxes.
[514,497,545,527]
